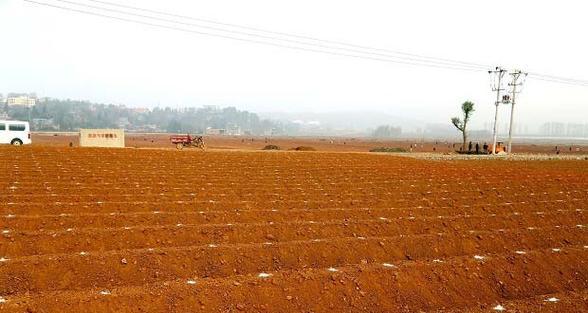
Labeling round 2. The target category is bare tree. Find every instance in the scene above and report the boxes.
[451,101,475,151]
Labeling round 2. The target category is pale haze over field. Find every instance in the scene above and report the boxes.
[1,0,587,132]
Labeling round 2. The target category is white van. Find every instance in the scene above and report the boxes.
[0,120,32,146]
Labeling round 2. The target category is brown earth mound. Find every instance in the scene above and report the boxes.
[262,144,280,150]
[289,146,317,151]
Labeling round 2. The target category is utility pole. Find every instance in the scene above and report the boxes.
[506,70,528,154]
[489,67,507,154]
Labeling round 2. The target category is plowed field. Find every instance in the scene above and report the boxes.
[1,146,587,312]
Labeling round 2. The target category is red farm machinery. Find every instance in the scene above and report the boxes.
[170,134,206,150]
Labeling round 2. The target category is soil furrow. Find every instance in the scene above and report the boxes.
[1,247,586,312]
[2,211,585,257]
[1,227,585,294]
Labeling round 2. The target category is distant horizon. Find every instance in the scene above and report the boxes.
[4,91,587,127]
[2,91,587,139]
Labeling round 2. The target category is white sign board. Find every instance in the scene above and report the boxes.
[79,129,125,148]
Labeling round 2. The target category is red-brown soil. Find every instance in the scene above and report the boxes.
[0,146,586,312]
[31,132,587,154]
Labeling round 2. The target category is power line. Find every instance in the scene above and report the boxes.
[530,73,588,84]
[527,76,588,87]
[527,73,588,86]
[42,0,489,70]
[23,0,486,72]
[72,0,588,86]
[23,0,588,87]
[83,0,491,70]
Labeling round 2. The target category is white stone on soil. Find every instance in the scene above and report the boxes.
[544,297,559,303]
[258,273,272,278]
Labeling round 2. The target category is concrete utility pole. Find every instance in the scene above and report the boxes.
[489,67,507,154]
[506,70,528,154]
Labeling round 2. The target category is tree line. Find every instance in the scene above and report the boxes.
[0,98,291,135]
[371,125,402,138]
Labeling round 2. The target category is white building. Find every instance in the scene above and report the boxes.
[7,96,36,107]
[205,127,226,135]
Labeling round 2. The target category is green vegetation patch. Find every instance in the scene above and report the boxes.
[369,147,408,153]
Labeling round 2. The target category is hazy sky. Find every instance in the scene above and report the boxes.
[1,0,587,129]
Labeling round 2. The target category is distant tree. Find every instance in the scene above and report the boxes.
[167,119,183,133]
[451,101,475,151]
[372,125,402,138]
